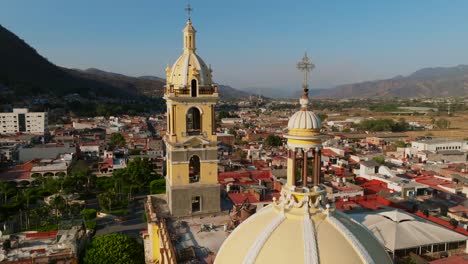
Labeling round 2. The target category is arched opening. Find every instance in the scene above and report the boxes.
[191,79,197,97]
[189,155,200,183]
[186,107,201,135]
[55,172,66,177]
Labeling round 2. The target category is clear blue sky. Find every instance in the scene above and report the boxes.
[1,0,467,90]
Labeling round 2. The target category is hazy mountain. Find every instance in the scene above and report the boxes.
[0,24,250,101]
[66,68,163,98]
[0,24,139,99]
[316,65,468,99]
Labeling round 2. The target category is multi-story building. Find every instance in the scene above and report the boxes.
[0,108,47,135]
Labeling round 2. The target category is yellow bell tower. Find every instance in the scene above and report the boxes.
[163,11,220,217]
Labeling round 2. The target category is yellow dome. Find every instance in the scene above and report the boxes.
[167,20,213,89]
[215,187,392,264]
[169,52,212,87]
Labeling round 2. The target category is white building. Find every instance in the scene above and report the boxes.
[411,138,467,153]
[0,108,47,135]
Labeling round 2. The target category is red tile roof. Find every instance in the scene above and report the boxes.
[228,193,259,205]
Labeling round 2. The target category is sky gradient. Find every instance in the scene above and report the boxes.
[1,0,468,90]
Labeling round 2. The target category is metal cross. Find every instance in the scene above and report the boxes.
[297,52,315,90]
[185,1,193,21]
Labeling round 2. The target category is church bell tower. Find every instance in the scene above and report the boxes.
[163,8,220,217]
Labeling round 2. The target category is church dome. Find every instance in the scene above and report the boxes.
[169,53,212,87]
[167,20,213,88]
[215,187,392,264]
[288,110,322,131]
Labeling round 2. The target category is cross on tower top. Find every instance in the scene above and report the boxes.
[297,52,315,90]
[185,1,193,21]
[296,52,315,110]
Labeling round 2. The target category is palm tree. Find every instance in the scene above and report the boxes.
[0,181,9,203]
[0,182,15,204]
[50,195,67,220]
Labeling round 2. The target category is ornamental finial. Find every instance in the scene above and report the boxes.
[296,52,315,110]
[185,1,193,21]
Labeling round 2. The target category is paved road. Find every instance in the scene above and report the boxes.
[88,197,147,240]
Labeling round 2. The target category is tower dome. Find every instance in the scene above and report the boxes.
[288,110,322,131]
[165,19,214,92]
[215,187,392,264]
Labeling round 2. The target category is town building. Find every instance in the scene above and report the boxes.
[0,108,47,135]
[411,138,467,152]
[0,224,88,263]
[349,209,467,260]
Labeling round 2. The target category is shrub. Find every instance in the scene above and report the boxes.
[85,220,97,230]
[150,179,166,194]
[80,208,97,220]
[83,233,144,264]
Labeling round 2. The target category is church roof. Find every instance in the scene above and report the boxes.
[167,20,213,88]
[349,209,467,251]
[215,187,392,264]
[169,52,212,87]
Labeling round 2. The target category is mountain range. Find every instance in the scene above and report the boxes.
[1,23,467,101]
[0,24,249,101]
[314,65,468,99]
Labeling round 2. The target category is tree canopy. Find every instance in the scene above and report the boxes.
[109,133,126,147]
[83,233,144,264]
[359,118,409,132]
[264,134,282,147]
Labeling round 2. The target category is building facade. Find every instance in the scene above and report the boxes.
[0,108,47,135]
[163,17,220,217]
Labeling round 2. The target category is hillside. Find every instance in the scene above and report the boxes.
[0,24,249,101]
[316,65,468,99]
[66,68,163,98]
[0,24,135,98]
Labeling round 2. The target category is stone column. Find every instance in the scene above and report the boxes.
[302,148,308,187]
[314,148,321,186]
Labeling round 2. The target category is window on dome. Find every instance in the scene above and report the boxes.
[191,79,197,97]
[189,155,200,183]
[186,107,201,135]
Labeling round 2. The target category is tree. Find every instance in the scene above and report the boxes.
[423,209,430,218]
[372,156,385,165]
[435,118,450,129]
[98,189,117,212]
[83,233,144,264]
[449,218,459,229]
[317,113,327,122]
[109,133,126,147]
[394,141,407,148]
[0,181,12,204]
[440,206,448,216]
[150,179,166,194]
[50,195,67,219]
[80,208,97,220]
[264,134,282,147]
